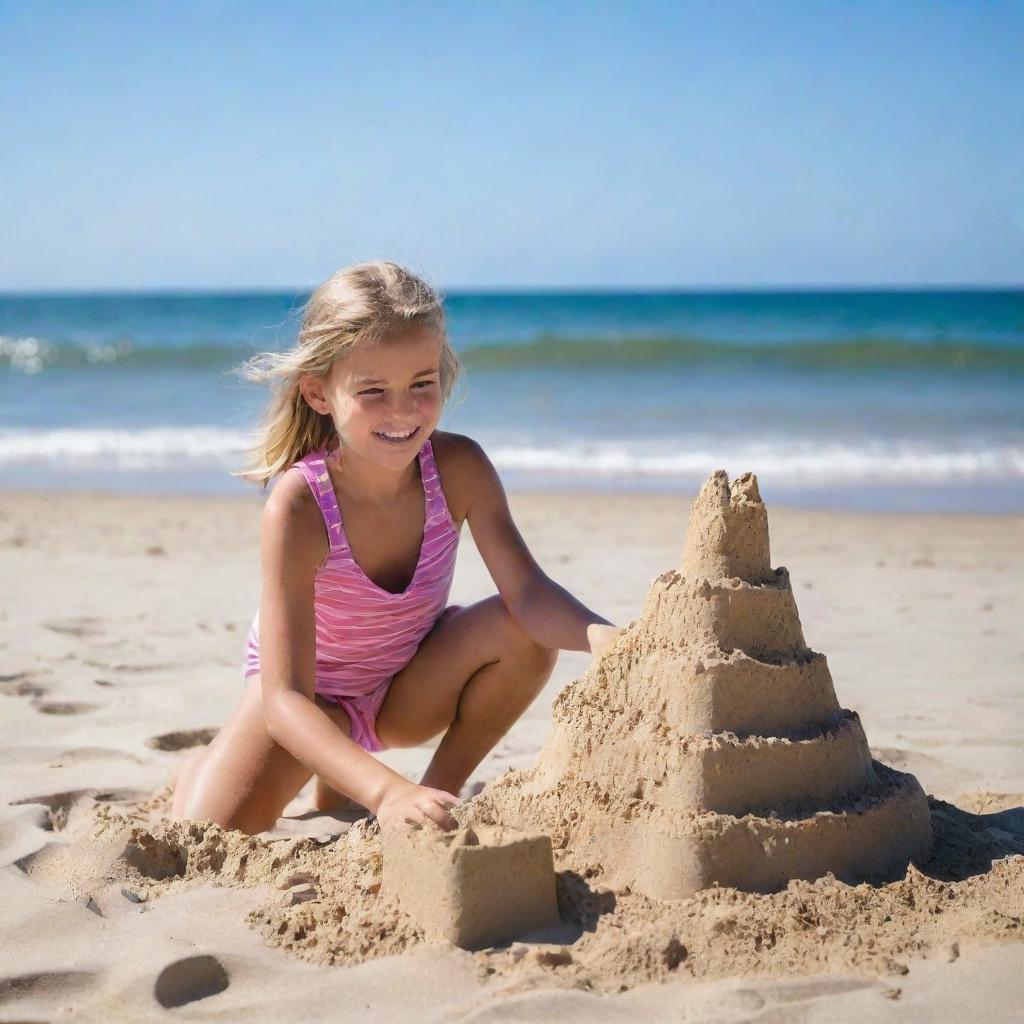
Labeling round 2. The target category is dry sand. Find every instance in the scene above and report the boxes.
[1,486,1022,1021]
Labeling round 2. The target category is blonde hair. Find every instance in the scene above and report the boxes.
[232,261,461,487]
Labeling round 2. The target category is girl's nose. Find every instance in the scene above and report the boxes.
[390,391,416,418]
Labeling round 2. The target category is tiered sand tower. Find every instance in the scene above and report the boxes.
[478,471,932,899]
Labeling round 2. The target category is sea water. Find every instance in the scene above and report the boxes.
[1,289,1021,511]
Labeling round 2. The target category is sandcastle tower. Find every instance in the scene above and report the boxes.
[477,471,932,899]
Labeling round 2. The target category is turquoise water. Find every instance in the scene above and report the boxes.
[1,289,1021,511]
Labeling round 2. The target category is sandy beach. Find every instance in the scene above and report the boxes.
[1,486,1022,1021]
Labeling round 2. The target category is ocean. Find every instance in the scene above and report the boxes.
[1,289,1021,511]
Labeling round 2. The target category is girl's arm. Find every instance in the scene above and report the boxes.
[257,473,457,828]
[449,438,618,654]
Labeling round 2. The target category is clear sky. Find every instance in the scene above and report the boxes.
[1,0,1021,290]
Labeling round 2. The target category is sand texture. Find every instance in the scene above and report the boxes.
[1,486,1022,1021]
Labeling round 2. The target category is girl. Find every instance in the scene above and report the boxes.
[170,261,620,834]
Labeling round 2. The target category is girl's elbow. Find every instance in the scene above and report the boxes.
[503,571,548,616]
[262,688,305,746]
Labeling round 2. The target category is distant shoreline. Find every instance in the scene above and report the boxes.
[2,284,1023,298]
[1,482,1021,518]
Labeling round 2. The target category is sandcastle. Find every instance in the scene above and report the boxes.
[471,470,933,900]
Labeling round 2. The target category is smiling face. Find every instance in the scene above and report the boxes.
[299,323,445,473]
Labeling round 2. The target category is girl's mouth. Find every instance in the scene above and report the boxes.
[373,427,420,446]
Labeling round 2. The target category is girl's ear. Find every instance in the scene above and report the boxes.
[298,372,330,415]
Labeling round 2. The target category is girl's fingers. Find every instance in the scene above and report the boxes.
[430,789,461,808]
[420,797,458,831]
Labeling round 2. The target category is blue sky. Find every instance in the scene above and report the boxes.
[1,1,1021,290]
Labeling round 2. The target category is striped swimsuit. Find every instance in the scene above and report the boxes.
[243,438,461,752]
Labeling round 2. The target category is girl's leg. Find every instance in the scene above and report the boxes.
[170,675,353,834]
[313,777,361,813]
[169,746,208,818]
[374,597,558,796]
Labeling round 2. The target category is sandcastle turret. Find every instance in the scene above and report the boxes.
[476,471,933,899]
[681,470,771,582]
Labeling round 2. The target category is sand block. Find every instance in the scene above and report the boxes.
[381,824,560,949]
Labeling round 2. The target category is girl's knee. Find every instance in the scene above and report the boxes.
[526,636,559,676]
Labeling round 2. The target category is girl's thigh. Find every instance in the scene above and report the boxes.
[375,596,511,748]
[178,675,352,834]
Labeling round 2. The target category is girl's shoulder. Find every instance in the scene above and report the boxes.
[260,459,330,573]
[429,431,496,527]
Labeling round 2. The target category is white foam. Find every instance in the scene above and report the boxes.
[483,437,1024,484]
[0,428,1021,484]
[0,427,251,469]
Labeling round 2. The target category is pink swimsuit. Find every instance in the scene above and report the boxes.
[243,438,461,752]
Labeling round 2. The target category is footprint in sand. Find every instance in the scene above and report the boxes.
[870,746,952,775]
[39,746,144,765]
[43,617,126,651]
[42,616,104,638]
[83,658,181,674]
[31,700,99,716]
[147,727,218,751]
[153,955,230,1009]
[10,787,149,832]
[0,969,98,1007]
[0,671,49,698]
[967,693,1024,710]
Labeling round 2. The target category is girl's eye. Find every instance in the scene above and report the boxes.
[357,380,436,398]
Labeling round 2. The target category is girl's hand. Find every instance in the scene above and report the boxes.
[375,779,460,831]
[587,622,623,665]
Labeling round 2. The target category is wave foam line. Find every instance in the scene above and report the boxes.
[0,428,252,468]
[486,440,1024,483]
[0,428,1022,483]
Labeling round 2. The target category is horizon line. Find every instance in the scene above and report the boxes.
[1,282,1021,298]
